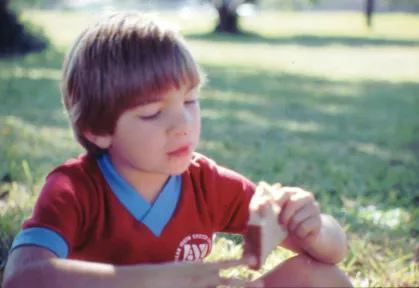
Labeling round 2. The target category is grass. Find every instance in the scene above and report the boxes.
[1,9,419,287]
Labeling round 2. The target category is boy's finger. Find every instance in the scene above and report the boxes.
[209,258,247,270]
[251,197,273,217]
[272,187,295,208]
[247,280,265,288]
[288,203,317,232]
[243,255,258,267]
[219,276,246,286]
[294,215,321,239]
[280,192,314,226]
[250,194,272,209]
[272,182,282,189]
[219,277,263,287]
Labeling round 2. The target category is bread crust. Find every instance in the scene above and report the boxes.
[243,182,288,270]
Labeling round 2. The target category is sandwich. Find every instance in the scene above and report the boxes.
[243,181,288,270]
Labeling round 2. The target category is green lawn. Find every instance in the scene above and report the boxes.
[1,10,418,287]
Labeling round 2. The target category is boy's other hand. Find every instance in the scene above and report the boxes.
[271,185,322,247]
[150,258,263,288]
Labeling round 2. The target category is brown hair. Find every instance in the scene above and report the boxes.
[61,11,205,156]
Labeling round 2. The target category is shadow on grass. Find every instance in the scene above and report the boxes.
[0,48,67,126]
[0,46,65,69]
[186,32,419,47]
[0,48,80,185]
[197,64,419,238]
[0,47,418,240]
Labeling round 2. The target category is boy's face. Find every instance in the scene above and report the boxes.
[102,84,201,176]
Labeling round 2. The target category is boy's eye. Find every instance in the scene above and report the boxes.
[185,99,198,105]
[139,110,162,120]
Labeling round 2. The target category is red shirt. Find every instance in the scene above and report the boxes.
[11,152,256,264]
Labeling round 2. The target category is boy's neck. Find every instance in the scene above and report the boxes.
[130,172,170,204]
[108,154,170,204]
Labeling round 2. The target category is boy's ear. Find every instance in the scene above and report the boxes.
[84,131,112,149]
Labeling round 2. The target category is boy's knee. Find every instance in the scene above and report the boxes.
[293,255,351,287]
[261,254,352,287]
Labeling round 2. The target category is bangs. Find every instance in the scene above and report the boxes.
[123,40,205,107]
[92,29,206,115]
[69,22,205,135]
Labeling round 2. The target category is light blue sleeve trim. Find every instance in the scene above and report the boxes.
[10,227,69,258]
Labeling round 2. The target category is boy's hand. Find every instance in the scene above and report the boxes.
[249,182,347,264]
[272,184,322,246]
[151,258,262,288]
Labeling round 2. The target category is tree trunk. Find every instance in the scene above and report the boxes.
[0,0,47,58]
[365,0,375,28]
[215,0,240,34]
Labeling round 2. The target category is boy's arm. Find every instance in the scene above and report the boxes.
[2,247,151,288]
[2,246,251,288]
[280,214,347,264]
[293,214,347,264]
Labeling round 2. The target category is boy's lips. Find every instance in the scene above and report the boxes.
[167,145,191,157]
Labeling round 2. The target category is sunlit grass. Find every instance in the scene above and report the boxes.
[1,10,418,286]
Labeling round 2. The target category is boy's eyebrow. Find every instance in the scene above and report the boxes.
[139,83,200,105]
[144,97,163,104]
[187,83,200,93]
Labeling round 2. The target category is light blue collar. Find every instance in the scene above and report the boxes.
[96,154,182,237]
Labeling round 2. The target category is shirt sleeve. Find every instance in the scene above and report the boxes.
[10,170,89,258]
[195,155,257,235]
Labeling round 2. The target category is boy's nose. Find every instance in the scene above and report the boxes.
[168,110,191,136]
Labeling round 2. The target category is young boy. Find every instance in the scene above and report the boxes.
[2,11,352,288]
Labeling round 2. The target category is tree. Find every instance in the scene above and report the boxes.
[206,0,258,34]
[365,0,375,28]
[0,0,47,58]
[205,0,325,34]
